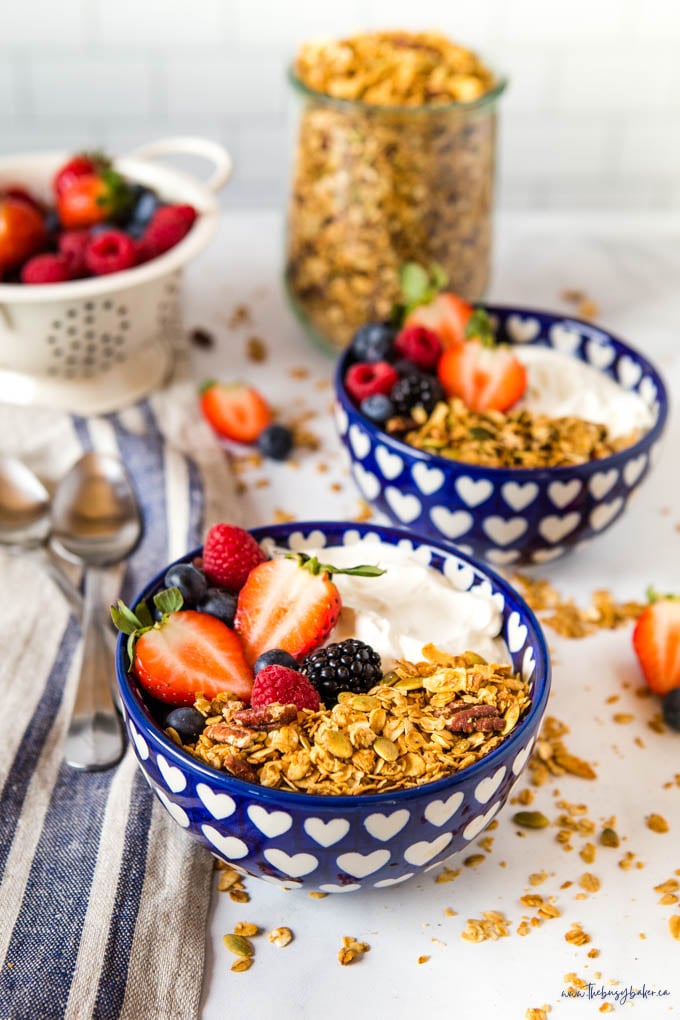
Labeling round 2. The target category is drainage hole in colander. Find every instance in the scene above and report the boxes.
[84,302,94,311]
[67,309,78,318]
[85,330,95,341]
[120,321,130,331]
[84,315,95,325]
[69,341,81,350]
[47,335,57,344]
[117,305,128,316]
[103,300,112,310]
[67,327,77,336]
[51,320,61,329]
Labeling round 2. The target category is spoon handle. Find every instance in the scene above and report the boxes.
[64,567,126,771]
[36,547,85,620]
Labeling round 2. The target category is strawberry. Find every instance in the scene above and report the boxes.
[112,588,253,706]
[404,292,473,349]
[199,381,272,444]
[437,309,527,413]
[632,591,680,697]
[53,152,109,197]
[202,522,267,591]
[57,168,133,229]
[235,553,384,665]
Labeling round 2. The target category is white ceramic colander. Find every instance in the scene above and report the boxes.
[0,137,231,414]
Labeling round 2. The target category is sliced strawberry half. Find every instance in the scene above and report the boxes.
[632,593,680,697]
[199,381,272,444]
[437,340,527,413]
[112,589,253,706]
[235,553,384,665]
[404,292,473,349]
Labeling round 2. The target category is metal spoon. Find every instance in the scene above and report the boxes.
[51,451,143,771]
[0,455,83,617]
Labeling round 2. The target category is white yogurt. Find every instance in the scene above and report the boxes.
[516,345,653,439]
[299,540,509,670]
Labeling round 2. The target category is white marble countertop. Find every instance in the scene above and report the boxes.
[184,211,680,1020]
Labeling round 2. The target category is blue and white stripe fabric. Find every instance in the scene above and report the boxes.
[0,387,237,1020]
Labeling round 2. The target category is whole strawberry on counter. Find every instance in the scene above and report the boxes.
[633,590,680,731]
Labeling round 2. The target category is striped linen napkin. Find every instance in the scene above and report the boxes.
[0,384,238,1020]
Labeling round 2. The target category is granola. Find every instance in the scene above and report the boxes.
[286,31,502,349]
[388,397,639,469]
[178,651,530,795]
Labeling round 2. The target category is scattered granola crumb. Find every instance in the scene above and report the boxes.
[511,574,645,639]
[233,922,260,937]
[668,915,680,940]
[273,508,296,524]
[646,813,669,834]
[600,827,620,848]
[587,948,601,959]
[529,716,597,785]
[564,922,591,946]
[231,957,253,973]
[338,936,370,965]
[464,853,486,868]
[598,1004,614,1014]
[417,955,430,964]
[580,843,596,864]
[436,866,462,885]
[654,878,679,895]
[189,326,215,349]
[330,482,343,493]
[245,335,268,362]
[228,304,251,329]
[308,891,328,899]
[444,907,457,916]
[268,926,294,947]
[517,920,531,936]
[525,1007,551,1020]
[289,366,310,380]
[353,499,373,523]
[529,871,549,886]
[612,713,634,725]
[461,911,510,942]
[578,872,601,893]
[578,300,599,320]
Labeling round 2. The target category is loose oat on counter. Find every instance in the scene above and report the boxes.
[180,650,530,794]
[286,31,502,348]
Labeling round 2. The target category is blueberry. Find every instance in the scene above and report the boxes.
[393,358,423,377]
[132,187,163,227]
[165,706,205,742]
[350,323,397,363]
[163,563,207,607]
[257,424,294,461]
[662,688,680,732]
[89,221,116,237]
[360,393,394,423]
[197,588,237,627]
[253,648,297,674]
[44,210,60,235]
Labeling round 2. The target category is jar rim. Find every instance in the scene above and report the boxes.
[287,63,508,114]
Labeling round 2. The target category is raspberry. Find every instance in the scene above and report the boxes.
[85,229,136,276]
[202,523,267,591]
[302,639,382,707]
[21,253,71,284]
[58,230,90,278]
[250,665,320,711]
[143,203,197,256]
[394,325,442,372]
[344,361,399,404]
[390,372,445,415]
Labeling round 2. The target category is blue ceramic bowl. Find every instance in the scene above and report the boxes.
[335,307,669,566]
[116,521,550,893]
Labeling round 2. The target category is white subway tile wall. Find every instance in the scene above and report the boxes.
[0,0,678,209]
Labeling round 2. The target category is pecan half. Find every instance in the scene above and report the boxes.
[444,704,504,734]
[204,724,254,748]
[223,755,259,784]
[232,703,299,730]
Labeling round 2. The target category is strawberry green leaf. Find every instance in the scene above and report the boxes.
[465,308,495,348]
[400,263,430,307]
[134,600,154,629]
[430,262,449,292]
[153,586,184,616]
[110,599,145,635]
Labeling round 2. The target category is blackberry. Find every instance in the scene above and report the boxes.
[390,372,445,416]
[302,639,382,707]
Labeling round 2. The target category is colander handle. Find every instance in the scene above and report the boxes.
[125,137,232,193]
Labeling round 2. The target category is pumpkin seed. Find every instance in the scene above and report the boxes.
[600,826,620,848]
[323,729,353,759]
[463,651,488,666]
[347,694,380,712]
[394,676,423,692]
[223,933,254,957]
[374,736,399,762]
[512,810,550,829]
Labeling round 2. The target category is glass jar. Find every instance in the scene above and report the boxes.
[285,70,507,353]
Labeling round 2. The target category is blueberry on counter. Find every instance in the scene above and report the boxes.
[662,688,680,732]
[257,424,294,461]
[253,648,297,674]
[165,706,205,742]
[197,588,237,627]
[163,563,207,607]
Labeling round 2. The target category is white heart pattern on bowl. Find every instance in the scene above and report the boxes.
[337,849,391,878]
[549,323,581,355]
[319,883,361,894]
[352,462,381,501]
[374,873,415,888]
[364,810,410,841]
[639,376,658,408]
[486,549,520,566]
[385,487,421,524]
[412,461,445,496]
[506,314,540,343]
[590,497,624,532]
[264,848,319,878]
[396,538,434,564]
[129,722,149,761]
[288,529,327,552]
[512,738,535,776]
[196,782,236,820]
[443,559,474,591]
[303,817,350,847]
[404,832,453,866]
[348,423,371,460]
[424,790,464,827]
[507,611,528,654]
[462,800,502,842]
[474,766,507,805]
[156,753,187,793]
[430,506,473,540]
[247,805,293,838]
[522,645,536,682]
[483,516,528,547]
[589,469,619,500]
[586,338,615,370]
[455,476,493,507]
[375,444,404,480]
[548,479,582,509]
[618,355,642,390]
[538,512,581,544]
[155,788,189,828]
[623,454,647,487]
[532,545,565,563]
[201,824,249,860]
[335,403,349,436]
[502,481,538,512]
